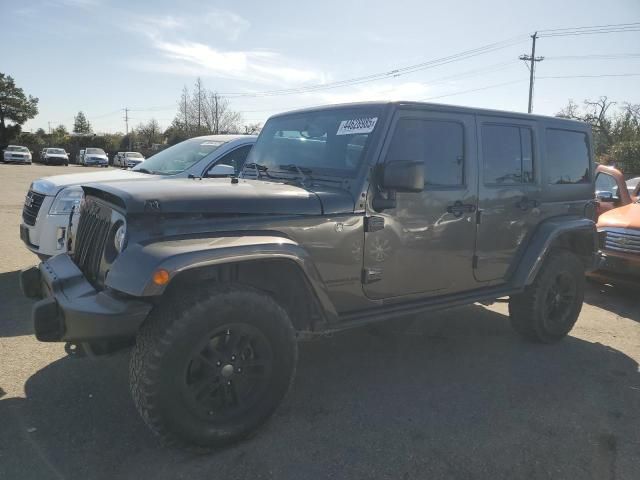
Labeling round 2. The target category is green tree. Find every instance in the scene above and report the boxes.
[0,73,39,146]
[73,111,92,134]
[53,124,68,136]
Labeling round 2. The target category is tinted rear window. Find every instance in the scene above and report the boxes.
[546,129,591,184]
[482,125,534,184]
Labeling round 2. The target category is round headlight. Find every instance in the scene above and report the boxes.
[114,224,126,253]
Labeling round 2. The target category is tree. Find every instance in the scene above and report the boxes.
[73,111,92,134]
[53,124,68,136]
[135,118,163,147]
[170,79,243,138]
[0,73,39,146]
[243,123,262,135]
[204,92,242,134]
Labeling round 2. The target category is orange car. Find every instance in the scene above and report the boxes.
[595,164,633,218]
[594,200,640,283]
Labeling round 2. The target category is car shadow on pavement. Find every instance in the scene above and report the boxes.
[1,305,639,480]
[0,270,36,337]
[584,280,640,324]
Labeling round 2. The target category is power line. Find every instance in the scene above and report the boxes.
[538,72,640,79]
[545,53,640,60]
[216,35,529,98]
[538,21,640,33]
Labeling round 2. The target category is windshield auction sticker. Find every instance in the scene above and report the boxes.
[336,117,378,135]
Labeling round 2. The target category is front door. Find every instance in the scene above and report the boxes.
[474,117,541,282]
[363,110,479,300]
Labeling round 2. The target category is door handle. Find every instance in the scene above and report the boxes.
[516,196,539,211]
[447,201,476,217]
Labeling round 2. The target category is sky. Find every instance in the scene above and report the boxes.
[2,0,639,134]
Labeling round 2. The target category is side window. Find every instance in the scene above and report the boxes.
[546,129,591,184]
[482,124,535,185]
[595,172,619,199]
[210,145,252,174]
[386,118,464,187]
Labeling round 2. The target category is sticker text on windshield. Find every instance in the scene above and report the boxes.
[336,117,378,136]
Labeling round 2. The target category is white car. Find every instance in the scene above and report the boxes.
[3,145,32,164]
[20,135,256,258]
[81,147,109,167]
[114,151,145,168]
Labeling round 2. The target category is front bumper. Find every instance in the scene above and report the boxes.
[20,253,151,342]
[589,250,640,285]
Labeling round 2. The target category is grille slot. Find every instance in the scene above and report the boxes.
[604,229,640,255]
[73,202,112,284]
[22,190,46,226]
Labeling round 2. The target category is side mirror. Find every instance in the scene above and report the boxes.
[206,164,236,177]
[596,191,615,203]
[381,161,424,192]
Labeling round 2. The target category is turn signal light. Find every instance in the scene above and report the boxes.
[152,269,170,286]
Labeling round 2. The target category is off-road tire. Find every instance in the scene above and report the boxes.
[129,285,297,449]
[509,250,585,343]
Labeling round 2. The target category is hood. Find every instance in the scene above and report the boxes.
[31,169,153,195]
[84,178,355,216]
[597,203,640,230]
[86,154,108,159]
[46,153,68,158]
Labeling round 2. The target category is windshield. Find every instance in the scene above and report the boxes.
[132,137,225,175]
[85,148,105,155]
[244,108,381,178]
[6,146,29,152]
[47,148,66,154]
[126,152,143,158]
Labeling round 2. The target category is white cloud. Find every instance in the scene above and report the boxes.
[128,8,324,87]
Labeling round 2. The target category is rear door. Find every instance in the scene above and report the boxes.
[474,117,541,282]
[363,109,479,300]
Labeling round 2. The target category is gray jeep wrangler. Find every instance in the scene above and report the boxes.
[21,102,598,448]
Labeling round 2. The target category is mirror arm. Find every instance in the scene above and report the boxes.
[372,191,396,211]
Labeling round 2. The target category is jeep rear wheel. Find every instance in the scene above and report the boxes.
[129,286,297,448]
[508,250,585,343]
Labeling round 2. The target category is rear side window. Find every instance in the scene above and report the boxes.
[386,119,464,187]
[482,124,534,185]
[546,129,591,184]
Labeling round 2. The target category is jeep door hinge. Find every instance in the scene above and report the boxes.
[362,267,383,284]
[364,216,385,232]
[475,209,483,224]
[472,255,479,269]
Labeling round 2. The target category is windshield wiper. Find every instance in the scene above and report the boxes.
[242,162,271,179]
[278,164,312,186]
[135,168,156,175]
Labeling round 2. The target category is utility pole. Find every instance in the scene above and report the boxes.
[123,108,131,150]
[48,121,51,135]
[519,32,544,114]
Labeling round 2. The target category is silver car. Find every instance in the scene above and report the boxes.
[20,135,256,258]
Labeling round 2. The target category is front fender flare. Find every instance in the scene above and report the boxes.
[105,235,338,322]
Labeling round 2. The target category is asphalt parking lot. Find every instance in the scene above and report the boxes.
[0,163,639,480]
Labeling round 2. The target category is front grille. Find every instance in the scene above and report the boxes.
[73,201,112,284]
[604,229,640,255]
[22,190,46,226]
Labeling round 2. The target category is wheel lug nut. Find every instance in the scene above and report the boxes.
[227,380,232,386]
[231,355,236,361]
[237,367,242,373]
[216,361,221,367]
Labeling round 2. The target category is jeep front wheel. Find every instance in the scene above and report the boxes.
[129,286,297,448]
[508,250,585,343]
